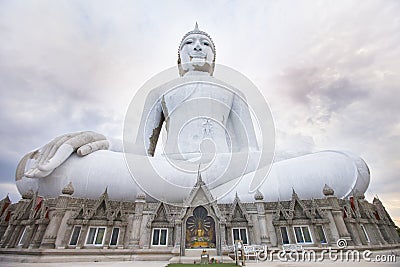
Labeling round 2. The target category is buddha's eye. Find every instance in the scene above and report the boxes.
[203,42,210,46]
[185,40,193,45]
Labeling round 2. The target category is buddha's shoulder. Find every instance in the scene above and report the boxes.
[147,75,245,98]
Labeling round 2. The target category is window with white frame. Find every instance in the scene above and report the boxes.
[69,226,81,246]
[18,227,28,246]
[152,228,167,246]
[280,226,290,244]
[86,227,106,246]
[109,227,120,246]
[315,225,327,244]
[232,228,248,245]
[360,224,370,243]
[293,226,312,244]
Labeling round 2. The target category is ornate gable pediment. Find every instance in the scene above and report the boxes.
[228,193,250,223]
[356,199,371,219]
[151,202,172,223]
[310,199,327,220]
[288,190,311,220]
[148,202,174,228]
[111,203,127,221]
[184,172,215,207]
[373,197,390,223]
[273,201,290,221]
[0,195,11,217]
[343,201,356,219]
[72,200,91,220]
[14,192,40,221]
[178,171,224,226]
[32,197,48,220]
[88,188,113,221]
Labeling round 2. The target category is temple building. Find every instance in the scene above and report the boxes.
[0,173,399,262]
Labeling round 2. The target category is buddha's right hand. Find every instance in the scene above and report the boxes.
[22,131,109,178]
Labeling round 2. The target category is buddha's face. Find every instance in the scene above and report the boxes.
[179,33,215,75]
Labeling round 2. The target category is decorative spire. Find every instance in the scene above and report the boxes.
[196,165,205,185]
[322,184,334,196]
[254,189,264,201]
[62,182,74,195]
[373,196,382,204]
[136,191,146,200]
[194,21,199,31]
[22,189,34,199]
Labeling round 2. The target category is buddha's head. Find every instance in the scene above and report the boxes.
[178,23,216,76]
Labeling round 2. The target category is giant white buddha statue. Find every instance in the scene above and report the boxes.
[15,24,370,203]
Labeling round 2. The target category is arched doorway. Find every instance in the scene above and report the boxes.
[185,206,216,248]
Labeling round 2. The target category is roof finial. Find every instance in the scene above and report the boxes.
[254,189,264,201]
[62,181,74,195]
[194,22,199,31]
[196,164,204,185]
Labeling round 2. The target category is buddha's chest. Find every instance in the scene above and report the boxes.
[161,82,234,121]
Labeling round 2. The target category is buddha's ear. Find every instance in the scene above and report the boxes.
[209,61,215,76]
[177,64,184,77]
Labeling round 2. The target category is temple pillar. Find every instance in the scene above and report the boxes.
[265,212,278,246]
[180,217,186,256]
[128,193,145,248]
[104,226,113,248]
[219,219,227,250]
[248,225,255,245]
[117,225,125,248]
[173,219,182,252]
[30,223,47,248]
[141,215,152,249]
[0,225,8,241]
[0,224,15,248]
[22,224,36,248]
[255,192,271,245]
[8,224,23,248]
[371,223,386,245]
[123,214,134,248]
[349,223,362,246]
[77,225,88,248]
[287,224,296,244]
[326,194,351,241]
[309,224,321,248]
[40,184,73,248]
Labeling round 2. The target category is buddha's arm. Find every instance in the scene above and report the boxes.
[134,90,165,157]
[228,92,259,152]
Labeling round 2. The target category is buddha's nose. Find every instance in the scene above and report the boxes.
[194,41,202,51]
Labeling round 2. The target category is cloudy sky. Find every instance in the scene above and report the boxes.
[0,0,399,224]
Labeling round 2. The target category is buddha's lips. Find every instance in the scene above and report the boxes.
[190,53,206,61]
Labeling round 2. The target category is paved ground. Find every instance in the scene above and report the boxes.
[2,261,399,267]
[2,249,399,266]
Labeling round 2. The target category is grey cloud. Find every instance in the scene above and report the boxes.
[276,67,369,124]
